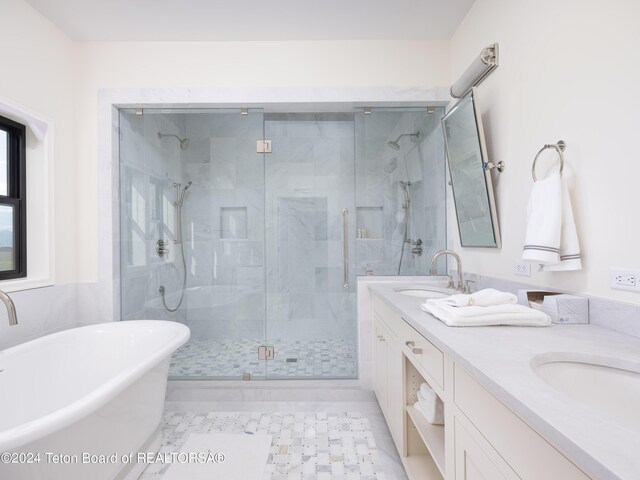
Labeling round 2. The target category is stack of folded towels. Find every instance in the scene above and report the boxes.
[414,382,444,425]
[420,288,551,327]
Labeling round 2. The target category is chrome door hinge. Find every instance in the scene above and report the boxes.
[256,140,272,153]
[258,345,275,360]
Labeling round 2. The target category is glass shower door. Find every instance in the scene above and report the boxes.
[263,113,358,379]
[119,108,268,380]
[120,108,361,380]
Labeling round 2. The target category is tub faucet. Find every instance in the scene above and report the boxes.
[430,250,468,293]
[0,289,18,326]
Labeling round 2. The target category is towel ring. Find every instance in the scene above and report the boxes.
[532,140,565,182]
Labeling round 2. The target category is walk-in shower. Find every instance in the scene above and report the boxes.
[119,106,447,380]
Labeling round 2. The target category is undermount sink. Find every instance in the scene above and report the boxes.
[393,287,451,299]
[531,353,640,432]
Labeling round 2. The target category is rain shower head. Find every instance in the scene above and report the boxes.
[158,132,189,151]
[387,131,421,150]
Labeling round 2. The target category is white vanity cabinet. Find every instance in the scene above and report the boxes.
[371,293,592,480]
[453,366,590,480]
[453,417,517,480]
[373,314,404,447]
[373,295,446,479]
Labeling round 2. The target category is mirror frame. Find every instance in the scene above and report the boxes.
[442,87,501,248]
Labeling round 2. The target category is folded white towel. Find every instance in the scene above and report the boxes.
[419,383,432,399]
[414,383,444,425]
[522,173,581,271]
[414,400,444,426]
[421,300,551,327]
[439,288,517,307]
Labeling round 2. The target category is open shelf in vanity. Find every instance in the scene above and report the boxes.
[403,355,446,480]
[372,293,448,480]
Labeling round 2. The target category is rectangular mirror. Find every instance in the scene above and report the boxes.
[442,87,501,248]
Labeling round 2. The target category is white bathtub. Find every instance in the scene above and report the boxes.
[0,320,190,480]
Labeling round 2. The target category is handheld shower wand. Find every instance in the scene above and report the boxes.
[159,180,192,313]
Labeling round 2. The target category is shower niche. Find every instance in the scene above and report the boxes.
[118,106,447,380]
[356,207,384,239]
[356,108,447,276]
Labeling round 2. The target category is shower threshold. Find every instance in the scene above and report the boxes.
[169,338,358,380]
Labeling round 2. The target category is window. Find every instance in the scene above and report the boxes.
[0,115,26,280]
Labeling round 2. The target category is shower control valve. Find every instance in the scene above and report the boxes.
[156,239,169,257]
[411,238,423,256]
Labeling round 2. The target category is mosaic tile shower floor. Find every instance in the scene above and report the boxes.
[140,411,391,479]
[169,339,358,379]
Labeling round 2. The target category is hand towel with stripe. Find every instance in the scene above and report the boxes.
[522,172,581,271]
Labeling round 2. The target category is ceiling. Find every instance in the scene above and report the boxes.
[25,0,475,42]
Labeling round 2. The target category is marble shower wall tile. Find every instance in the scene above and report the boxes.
[354,109,446,277]
[173,112,267,340]
[263,116,357,344]
[119,111,191,322]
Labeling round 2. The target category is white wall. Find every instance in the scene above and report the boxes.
[450,0,640,303]
[0,0,79,345]
[0,0,77,284]
[75,40,451,282]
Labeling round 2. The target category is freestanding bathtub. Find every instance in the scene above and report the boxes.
[0,320,190,480]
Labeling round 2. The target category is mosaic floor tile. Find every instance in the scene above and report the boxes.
[169,339,358,379]
[140,411,387,479]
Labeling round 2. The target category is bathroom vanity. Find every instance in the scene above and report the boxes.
[370,283,640,480]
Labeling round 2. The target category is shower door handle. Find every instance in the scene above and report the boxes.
[343,208,349,290]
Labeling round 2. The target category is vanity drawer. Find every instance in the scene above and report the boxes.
[399,321,444,390]
[454,364,591,480]
[372,293,444,390]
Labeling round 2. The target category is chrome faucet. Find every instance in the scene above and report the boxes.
[430,249,468,293]
[0,289,17,326]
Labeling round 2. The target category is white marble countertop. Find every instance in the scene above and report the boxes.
[369,282,640,480]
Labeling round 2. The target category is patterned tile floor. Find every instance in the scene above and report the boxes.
[169,339,358,379]
[140,411,389,479]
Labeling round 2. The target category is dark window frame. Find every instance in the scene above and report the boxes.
[0,114,26,280]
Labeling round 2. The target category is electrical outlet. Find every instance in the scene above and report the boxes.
[616,274,636,286]
[610,268,640,292]
[514,261,531,277]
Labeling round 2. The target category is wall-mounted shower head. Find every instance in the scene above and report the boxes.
[158,132,190,151]
[387,131,421,150]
